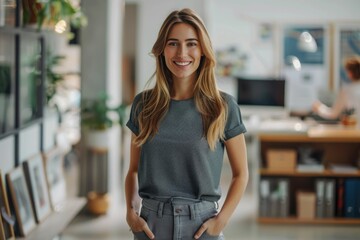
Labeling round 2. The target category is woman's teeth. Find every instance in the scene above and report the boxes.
[174,61,191,66]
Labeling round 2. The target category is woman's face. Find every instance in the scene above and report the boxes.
[163,23,203,83]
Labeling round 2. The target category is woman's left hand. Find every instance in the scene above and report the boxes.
[194,215,226,239]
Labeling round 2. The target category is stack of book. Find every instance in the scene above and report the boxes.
[259,178,289,218]
[329,164,359,174]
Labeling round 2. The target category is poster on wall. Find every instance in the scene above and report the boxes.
[281,25,329,111]
[334,24,360,88]
[283,27,325,65]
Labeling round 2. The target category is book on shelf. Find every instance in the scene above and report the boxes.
[336,178,345,217]
[315,179,325,218]
[329,164,359,174]
[259,179,270,217]
[315,178,335,218]
[278,179,289,218]
[357,179,360,218]
[344,179,356,218]
[324,179,335,218]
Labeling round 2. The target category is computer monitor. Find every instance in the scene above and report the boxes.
[237,77,287,118]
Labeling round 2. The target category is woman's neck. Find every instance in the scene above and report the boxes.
[171,78,195,100]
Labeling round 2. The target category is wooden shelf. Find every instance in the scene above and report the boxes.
[260,169,360,177]
[259,125,360,143]
[18,197,86,240]
[258,217,360,225]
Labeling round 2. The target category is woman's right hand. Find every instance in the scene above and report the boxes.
[126,209,155,239]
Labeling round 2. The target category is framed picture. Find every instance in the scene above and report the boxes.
[0,170,15,240]
[43,147,66,210]
[6,167,36,236]
[23,154,52,223]
[281,23,330,111]
[333,22,360,90]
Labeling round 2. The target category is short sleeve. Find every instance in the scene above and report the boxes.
[126,92,143,135]
[223,92,246,141]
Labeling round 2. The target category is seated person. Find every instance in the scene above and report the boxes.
[312,56,360,127]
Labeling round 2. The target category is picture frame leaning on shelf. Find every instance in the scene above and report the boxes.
[42,147,67,210]
[6,167,37,237]
[23,153,52,223]
[0,169,15,240]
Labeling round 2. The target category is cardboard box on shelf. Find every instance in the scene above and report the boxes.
[297,191,316,219]
[266,149,297,171]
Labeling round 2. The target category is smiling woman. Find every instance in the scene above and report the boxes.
[125,8,248,240]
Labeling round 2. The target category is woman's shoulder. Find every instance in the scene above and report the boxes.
[132,90,153,105]
[220,91,238,105]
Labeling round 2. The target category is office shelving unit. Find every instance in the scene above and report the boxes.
[257,126,360,225]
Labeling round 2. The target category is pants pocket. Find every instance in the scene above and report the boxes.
[201,231,225,240]
[133,231,150,240]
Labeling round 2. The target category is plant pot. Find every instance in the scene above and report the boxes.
[84,128,109,149]
[87,191,109,215]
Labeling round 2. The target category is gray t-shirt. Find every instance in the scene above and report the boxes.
[126,92,246,201]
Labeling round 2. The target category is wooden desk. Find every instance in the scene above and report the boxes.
[308,124,360,141]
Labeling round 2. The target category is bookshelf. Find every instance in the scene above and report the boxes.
[257,125,360,224]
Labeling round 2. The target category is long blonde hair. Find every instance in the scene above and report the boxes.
[134,8,227,150]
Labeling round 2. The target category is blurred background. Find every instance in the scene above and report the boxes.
[1,0,360,239]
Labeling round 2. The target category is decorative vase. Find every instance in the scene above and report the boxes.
[87,191,109,215]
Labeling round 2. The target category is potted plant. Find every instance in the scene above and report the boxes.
[81,92,127,148]
[22,0,87,31]
[45,50,66,105]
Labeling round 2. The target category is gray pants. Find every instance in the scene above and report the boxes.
[133,198,225,240]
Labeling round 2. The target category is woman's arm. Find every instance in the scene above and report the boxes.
[125,133,154,239]
[312,89,346,119]
[195,134,248,238]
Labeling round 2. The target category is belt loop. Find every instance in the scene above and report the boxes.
[215,201,219,210]
[189,204,196,220]
[157,202,164,218]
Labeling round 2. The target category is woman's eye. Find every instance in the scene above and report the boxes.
[188,42,197,47]
[168,42,178,46]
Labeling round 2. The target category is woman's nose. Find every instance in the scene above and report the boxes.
[177,45,187,57]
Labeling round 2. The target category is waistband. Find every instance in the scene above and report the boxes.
[141,198,217,219]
